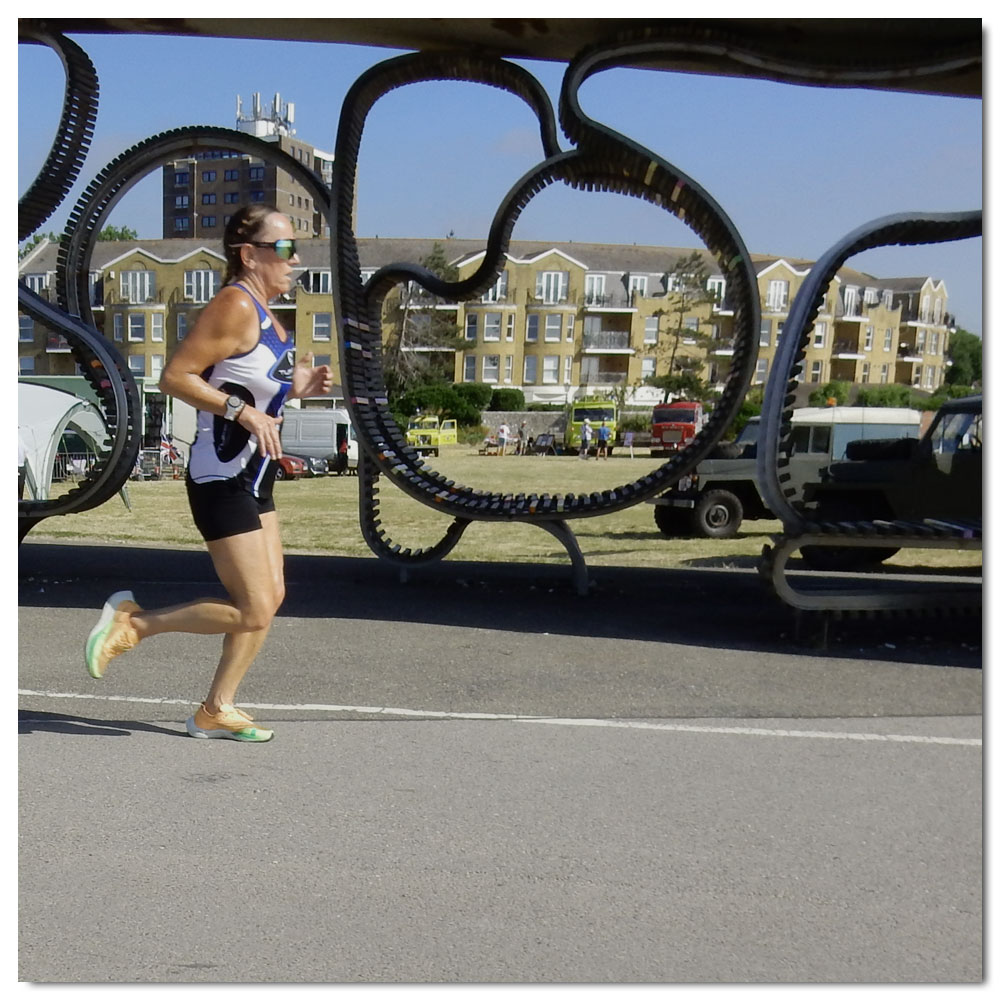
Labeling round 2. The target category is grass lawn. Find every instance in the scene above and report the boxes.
[29,448,982,575]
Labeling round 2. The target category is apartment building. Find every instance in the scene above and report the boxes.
[18,235,956,444]
[161,93,334,240]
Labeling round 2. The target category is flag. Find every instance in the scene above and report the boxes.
[160,434,179,462]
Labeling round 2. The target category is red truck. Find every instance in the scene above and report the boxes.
[649,400,706,458]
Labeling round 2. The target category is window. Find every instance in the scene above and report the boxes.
[765,279,789,311]
[184,269,220,303]
[536,270,568,304]
[128,355,145,376]
[880,364,889,384]
[463,356,476,381]
[464,313,477,340]
[201,216,217,228]
[483,313,502,342]
[202,193,217,204]
[542,356,559,384]
[482,271,508,303]
[175,195,189,208]
[585,274,605,305]
[755,357,769,384]
[174,217,190,232]
[707,276,726,305]
[925,365,937,388]
[113,314,124,341]
[249,191,266,202]
[174,171,190,185]
[526,315,539,342]
[505,314,515,341]
[912,364,922,386]
[307,271,332,295]
[916,329,926,352]
[565,315,575,341]
[864,287,879,306]
[504,355,513,383]
[843,286,859,315]
[641,357,656,380]
[864,327,874,351]
[861,362,870,383]
[544,314,561,342]
[813,321,826,349]
[313,313,332,341]
[128,313,145,341]
[151,314,164,342]
[809,360,823,383]
[683,316,699,332]
[19,357,35,375]
[177,313,188,341]
[759,319,771,347]
[202,170,216,182]
[563,356,572,384]
[882,289,893,309]
[930,331,940,354]
[483,355,500,383]
[933,299,943,324]
[248,166,265,181]
[523,355,537,383]
[120,270,154,303]
[628,275,648,300]
[883,328,893,352]
[150,355,164,379]
[19,316,34,342]
[224,169,239,181]
[224,192,240,204]
[775,322,784,345]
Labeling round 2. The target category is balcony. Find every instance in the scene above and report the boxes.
[831,338,865,359]
[711,336,735,356]
[581,370,627,385]
[583,291,634,310]
[582,331,633,353]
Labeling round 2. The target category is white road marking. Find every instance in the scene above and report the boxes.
[17,689,981,746]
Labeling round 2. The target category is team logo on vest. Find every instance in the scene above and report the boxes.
[270,348,295,383]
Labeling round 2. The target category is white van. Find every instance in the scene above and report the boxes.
[280,407,358,475]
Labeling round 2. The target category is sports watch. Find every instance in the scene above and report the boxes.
[223,394,246,421]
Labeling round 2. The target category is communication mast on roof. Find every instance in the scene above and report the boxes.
[235,92,297,138]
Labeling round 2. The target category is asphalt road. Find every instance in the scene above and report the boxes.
[18,541,982,984]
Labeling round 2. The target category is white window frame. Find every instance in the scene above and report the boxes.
[483,312,502,342]
[644,316,658,344]
[482,271,508,303]
[177,313,188,341]
[641,357,656,380]
[759,320,771,347]
[505,313,515,341]
[504,355,513,383]
[880,364,889,384]
[19,316,34,342]
[526,315,539,342]
[120,270,154,304]
[563,356,573,384]
[765,279,789,312]
[310,271,332,294]
[113,314,124,342]
[127,313,146,342]
[883,328,893,352]
[184,269,220,304]
[150,354,165,379]
[843,286,859,316]
[463,355,476,382]
[127,355,145,376]
[585,274,605,305]
[629,275,648,301]
[523,355,537,383]
[861,362,870,383]
[755,357,769,384]
[565,315,575,341]
[536,270,568,305]
[313,313,332,341]
[810,360,823,383]
[542,355,559,384]
[151,313,164,342]
[544,314,562,342]
[482,354,500,383]
[19,356,35,375]
[707,276,726,305]
[812,321,826,349]
[864,326,874,351]
[464,313,477,340]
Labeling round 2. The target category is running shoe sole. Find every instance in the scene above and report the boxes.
[185,715,274,742]
[85,590,135,679]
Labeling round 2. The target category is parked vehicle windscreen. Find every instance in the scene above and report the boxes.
[932,411,982,454]
[653,407,697,424]
[573,407,615,422]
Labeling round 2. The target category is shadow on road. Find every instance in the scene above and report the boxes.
[18,710,186,739]
[18,541,981,669]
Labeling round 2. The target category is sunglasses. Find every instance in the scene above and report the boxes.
[232,239,298,260]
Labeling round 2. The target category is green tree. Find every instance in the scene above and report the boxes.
[944,328,982,388]
[649,251,716,381]
[382,242,464,401]
[808,380,851,407]
[854,384,913,408]
[97,224,139,241]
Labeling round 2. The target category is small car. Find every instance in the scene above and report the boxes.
[274,455,307,480]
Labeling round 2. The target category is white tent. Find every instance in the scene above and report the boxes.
[18,382,111,501]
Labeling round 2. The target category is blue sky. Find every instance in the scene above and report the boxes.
[18,28,983,334]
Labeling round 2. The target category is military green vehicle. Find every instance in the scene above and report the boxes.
[799,395,982,569]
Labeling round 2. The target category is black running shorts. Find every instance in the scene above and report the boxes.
[185,464,278,542]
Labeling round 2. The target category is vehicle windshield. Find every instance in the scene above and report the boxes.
[931,411,982,454]
[653,408,697,424]
[736,421,759,446]
[574,407,615,422]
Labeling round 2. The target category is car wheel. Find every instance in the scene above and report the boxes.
[653,504,690,537]
[274,466,286,481]
[693,490,743,538]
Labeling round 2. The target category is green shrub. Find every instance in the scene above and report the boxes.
[854,384,912,408]
[452,382,493,409]
[489,387,526,411]
[808,380,851,407]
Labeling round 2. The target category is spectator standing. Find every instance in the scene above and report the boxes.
[596,420,611,459]
[497,421,510,456]
[579,418,593,459]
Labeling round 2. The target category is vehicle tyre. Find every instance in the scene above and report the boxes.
[693,490,743,538]
[653,503,690,537]
[274,466,286,481]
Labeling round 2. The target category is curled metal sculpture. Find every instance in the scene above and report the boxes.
[18,21,982,612]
